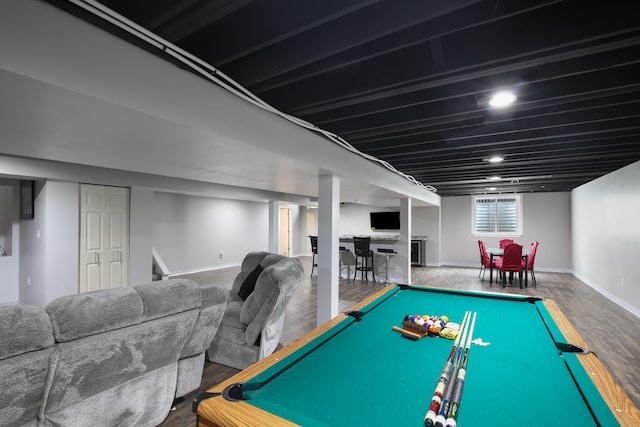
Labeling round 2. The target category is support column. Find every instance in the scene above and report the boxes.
[317,174,340,326]
[268,200,279,254]
[399,198,412,284]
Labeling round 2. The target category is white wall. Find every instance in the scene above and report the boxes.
[412,206,440,265]
[19,181,78,305]
[0,180,19,304]
[153,192,270,274]
[441,192,572,271]
[19,181,47,306]
[0,184,13,254]
[152,193,313,275]
[130,186,154,285]
[573,160,640,316]
[43,181,79,303]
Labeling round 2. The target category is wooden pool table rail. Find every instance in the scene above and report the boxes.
[197,285,393,427]
[543,298,640,426]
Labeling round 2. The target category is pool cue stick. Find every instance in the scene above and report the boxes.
[391,325,423,340]
[444,312,477,427]
[424,311,470,427]
[434,311,473,427]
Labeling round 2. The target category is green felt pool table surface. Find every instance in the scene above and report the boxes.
[197,285,640,427]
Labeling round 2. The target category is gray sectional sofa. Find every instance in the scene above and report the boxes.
[0,278,227,427]
[208,252,304,370]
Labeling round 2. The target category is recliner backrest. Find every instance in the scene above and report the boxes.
[230,251,270,299]
[239,257,304,358]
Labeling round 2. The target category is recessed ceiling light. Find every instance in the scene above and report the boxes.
[487,176,501,181]
[485,187,497,191]
[489,91,516,108]
[488,156,504,163]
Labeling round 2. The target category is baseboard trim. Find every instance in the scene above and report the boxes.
[573,272,640,319]
[168,262,241,278]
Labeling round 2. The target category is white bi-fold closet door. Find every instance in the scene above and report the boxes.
[79,184,130,293]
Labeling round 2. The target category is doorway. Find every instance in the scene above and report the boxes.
[279,208,291,256]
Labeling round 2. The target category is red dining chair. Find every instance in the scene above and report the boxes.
[478,240,488,279]
[499,239,514,249]
[522,241,539,286]
[478,240,500,281]
[498,243,524,287]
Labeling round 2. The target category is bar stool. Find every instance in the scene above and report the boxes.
[353,236,375,282]
[377,248,397,284]
[309,236,318,276]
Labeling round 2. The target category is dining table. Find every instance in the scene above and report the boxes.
[487,247,530,288]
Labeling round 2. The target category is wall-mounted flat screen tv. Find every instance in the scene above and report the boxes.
[370,211,400,230]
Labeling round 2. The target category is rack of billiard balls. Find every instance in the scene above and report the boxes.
[392,314,460,341]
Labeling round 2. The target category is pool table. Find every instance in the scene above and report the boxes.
[195,285,640,426]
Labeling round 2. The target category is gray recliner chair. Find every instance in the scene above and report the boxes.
[207,251,304,370]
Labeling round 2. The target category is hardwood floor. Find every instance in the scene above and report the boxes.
[161,258,640,426]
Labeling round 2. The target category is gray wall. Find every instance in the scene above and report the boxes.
[153,192,269,275]
[573,161,640,316]
[441,192,572,271]
[151,193,309,275]
[412,206,441,266]
[0,180,19,304]
[16,181,45,306]
[129,186,154,285]
[19,181,78,306]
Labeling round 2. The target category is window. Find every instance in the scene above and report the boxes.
[473,195,522,235]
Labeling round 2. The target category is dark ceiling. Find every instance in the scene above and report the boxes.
[52,0,640,197]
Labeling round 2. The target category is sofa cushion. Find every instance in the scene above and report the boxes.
[0,304,54,360]
[230,251,269,301]
[260,253,286,269]
[46,288,143,342]
[44,363,177,427]
[237,264,262,300]
[135,279,201,321]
